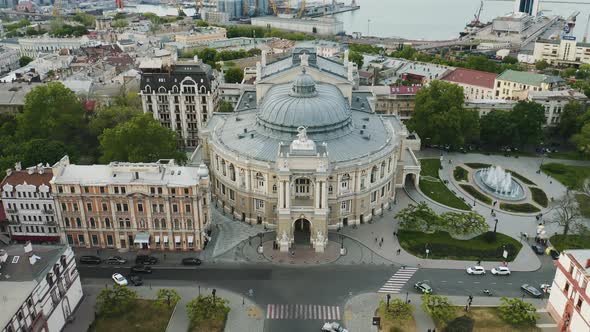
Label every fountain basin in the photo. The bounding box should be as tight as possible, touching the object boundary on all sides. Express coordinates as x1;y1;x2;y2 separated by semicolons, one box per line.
473;166;525;201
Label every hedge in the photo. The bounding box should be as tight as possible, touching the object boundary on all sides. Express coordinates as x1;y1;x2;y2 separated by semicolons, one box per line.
453;166;469;182
459;184;492;205
530;187;548;207
464;163;491;169
507;170;535;186
499;202;540;213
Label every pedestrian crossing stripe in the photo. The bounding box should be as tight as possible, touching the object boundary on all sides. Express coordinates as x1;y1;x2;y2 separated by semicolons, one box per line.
378;267;419;294
266;304;340;320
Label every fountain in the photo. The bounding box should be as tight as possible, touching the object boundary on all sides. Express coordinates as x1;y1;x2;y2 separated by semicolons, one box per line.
473;165;525;201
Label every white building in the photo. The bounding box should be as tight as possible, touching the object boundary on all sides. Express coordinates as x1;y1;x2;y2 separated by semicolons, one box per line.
547;250;590;332
533;37;590;66
251;16;344;35
440;68;497;100
0;244;83;332
528;89;588;125
297;40;343;58
18;36;92;58
0;47;19;74
1;163;60;245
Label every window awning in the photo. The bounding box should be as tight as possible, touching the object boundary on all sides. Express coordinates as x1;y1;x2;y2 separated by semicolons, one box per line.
134;232;150;244
163;236;169;243
155;235;160;243
174;235;181;243
187;236;194;243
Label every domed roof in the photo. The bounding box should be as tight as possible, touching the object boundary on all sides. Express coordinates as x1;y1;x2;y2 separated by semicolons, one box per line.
257;71;352;135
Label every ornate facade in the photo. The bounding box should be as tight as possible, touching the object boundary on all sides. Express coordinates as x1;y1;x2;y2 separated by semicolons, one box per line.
199;48;421;252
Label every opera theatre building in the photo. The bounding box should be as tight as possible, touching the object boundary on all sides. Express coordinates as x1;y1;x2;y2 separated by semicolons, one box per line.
199;47;421;252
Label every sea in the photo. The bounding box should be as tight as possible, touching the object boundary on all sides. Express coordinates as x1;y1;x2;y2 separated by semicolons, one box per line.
129;0;590;41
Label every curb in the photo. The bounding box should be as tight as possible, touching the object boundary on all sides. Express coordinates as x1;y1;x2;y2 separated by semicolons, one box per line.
333;232;398;266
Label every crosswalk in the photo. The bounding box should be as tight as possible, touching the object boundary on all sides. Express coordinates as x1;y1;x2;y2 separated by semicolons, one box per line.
266;304;340;320
378;267;419;294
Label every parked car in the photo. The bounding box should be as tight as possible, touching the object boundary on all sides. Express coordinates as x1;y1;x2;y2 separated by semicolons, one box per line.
466;266;486;275
491;266;511;276
521;284;542;298
131;265;152;274
531;245;545;255
79;255;101;264
128;274;143;286
414;281;433;294
112;273;128;286
540;283;552;294
549;249;560;260
135;255;158;265
181;257;202;266
106;256;127;265
321;321;348;332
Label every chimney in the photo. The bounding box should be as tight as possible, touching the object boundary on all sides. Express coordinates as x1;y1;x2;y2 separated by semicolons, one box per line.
15;162;21;171
344;49;349;67
6;168;12;176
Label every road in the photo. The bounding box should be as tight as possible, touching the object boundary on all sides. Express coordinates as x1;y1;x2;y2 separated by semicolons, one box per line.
78;256;557;331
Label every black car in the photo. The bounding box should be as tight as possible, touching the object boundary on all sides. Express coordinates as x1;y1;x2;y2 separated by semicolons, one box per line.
79;255;101;264
105;256;127;265
521;284;542;298
181;257;202;266
135;255;158;265
531;245;545;255
128;274;143;286
131;265;152;274
549;249;560;260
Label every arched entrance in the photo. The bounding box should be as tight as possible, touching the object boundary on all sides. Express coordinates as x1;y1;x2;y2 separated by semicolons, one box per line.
293;218;311;244
404;173;418;187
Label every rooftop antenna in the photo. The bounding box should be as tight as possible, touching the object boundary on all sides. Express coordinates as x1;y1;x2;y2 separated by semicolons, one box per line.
584;13;590;43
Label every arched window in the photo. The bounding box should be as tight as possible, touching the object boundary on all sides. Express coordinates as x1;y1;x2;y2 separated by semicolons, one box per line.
158;86;166;93
380;162;386;179
76;217;81;227
161;219;166;229
341;173;351;189
370;166;378;183
118;218;124;228
154;219;159;229
256;172;264;188
64;217;70;227
174;219;180;230
172;85;179;93
104;218;110;228
221;160;226;176
145;85;152;93
272;184;277;193
229;164;236;181
89;217;95;228
187;219;192;229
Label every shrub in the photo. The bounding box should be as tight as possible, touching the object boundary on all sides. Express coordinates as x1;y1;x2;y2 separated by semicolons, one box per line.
444;315;474;332
499;202;540;213
459;184;492;204
453;166;469;182
530;187;548;207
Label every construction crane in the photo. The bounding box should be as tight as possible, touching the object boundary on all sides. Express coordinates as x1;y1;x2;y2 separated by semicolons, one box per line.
52;0;61;17
269;0;278;15
296;0;305;18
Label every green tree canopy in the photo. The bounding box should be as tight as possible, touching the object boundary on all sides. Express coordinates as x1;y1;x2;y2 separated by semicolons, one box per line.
498;297;538;325
224;67;243;84
421;294;455;324
16;82;87;148
156;289;181;309
186;294;230;326
558;100;587;139
480;111;515;148
89;105;140;137
19;56;33;67
535;60;550;71
573;122;590;156
218;100;234;113
395;202;441;232
19;139;71;167
440;211;489;236
509;100;546;147
73;12;96;27
348;50;363;68
99;114;187;164
408;80;479;147
379;298;414;321
96;285;138;317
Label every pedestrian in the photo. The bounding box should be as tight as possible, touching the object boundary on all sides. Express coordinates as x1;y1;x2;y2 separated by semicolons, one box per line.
375;237;378;243
291;251;295;257
477;260;481;265
490;209;494;215
381;237;384;243
397;248;401;255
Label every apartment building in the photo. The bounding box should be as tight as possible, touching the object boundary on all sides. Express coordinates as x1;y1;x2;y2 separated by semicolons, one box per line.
547;250;590;332
441;68;497;100
1;163;60;244
50;156;211;251
363;85;422;122
528;89;588;126
494;69;564;100
534;37;590;67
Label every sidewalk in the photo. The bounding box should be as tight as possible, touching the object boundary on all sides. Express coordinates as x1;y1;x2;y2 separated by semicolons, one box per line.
64;284;264;332
343;292;557;332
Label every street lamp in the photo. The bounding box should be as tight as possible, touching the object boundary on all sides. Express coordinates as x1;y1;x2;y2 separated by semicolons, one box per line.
493;218;499;235
212;288;217;303
386;294;391;307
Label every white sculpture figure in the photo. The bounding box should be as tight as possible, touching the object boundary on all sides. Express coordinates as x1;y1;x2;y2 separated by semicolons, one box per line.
316;230;325;244
297;126;308;142
300;52;309;67
281;231;289;243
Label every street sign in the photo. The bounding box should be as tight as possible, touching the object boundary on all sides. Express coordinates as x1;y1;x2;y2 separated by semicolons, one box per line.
503;250;508;259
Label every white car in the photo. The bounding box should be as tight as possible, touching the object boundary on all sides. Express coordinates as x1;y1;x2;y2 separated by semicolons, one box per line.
491;266;511;276
466;266;486;275
112;273;128;286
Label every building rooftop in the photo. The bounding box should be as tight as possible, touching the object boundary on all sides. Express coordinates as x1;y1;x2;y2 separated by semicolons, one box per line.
261;47;347;80
567;249;590;275
0;82;43;108
497;69;563;86
528;89;588;99
441;68;497;89
389;85;423;95
1;165;53;192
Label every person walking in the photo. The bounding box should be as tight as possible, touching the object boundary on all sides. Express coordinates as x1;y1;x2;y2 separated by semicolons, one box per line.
397;248;401;255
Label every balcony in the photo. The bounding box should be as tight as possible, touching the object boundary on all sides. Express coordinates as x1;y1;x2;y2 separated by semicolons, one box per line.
6;208;17;214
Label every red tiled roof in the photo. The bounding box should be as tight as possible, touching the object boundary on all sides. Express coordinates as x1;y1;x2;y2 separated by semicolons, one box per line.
389;85;423;95
1;169;53;192
441;68;497;89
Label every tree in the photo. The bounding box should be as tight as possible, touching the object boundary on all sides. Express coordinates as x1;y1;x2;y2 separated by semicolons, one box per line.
89;105;140;136
395;202;441;232
19;56;33;67
19;139;70;167
535;60;550;71
112;19;129;28
156;289;181;309
218;100;234;113
509;100;546;147
16;82;87;149
480;110;515;148
224;67;243;84
348;50;363;68
421;294;455;324
498;297;538;325
96;285;138;317
379;298;414;321
440;211;489;236
73;12;96;27
502;56;518;64
407;80;479;147
558;101;586;139
550;193;583;236
186;294;230;325
99;114;187;164
572;122;590;156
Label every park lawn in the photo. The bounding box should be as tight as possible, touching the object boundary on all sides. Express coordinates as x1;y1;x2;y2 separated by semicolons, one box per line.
460;184;492;205
453;166;469;182
375;306;417;332
419;159;471;210
436;307;540;332
548;151;590;161
541;163;590;190
576;194;590;218
550;234;590;252
91;299;173;332
530;187;549;208
398;230;522;262
500;202;540;214
465;162;491;169
507;170;535;186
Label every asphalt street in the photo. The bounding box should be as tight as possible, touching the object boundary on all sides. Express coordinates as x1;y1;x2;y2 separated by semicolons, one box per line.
78;255;557;332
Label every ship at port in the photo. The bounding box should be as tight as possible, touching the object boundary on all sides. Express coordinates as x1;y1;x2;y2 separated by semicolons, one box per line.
460;1;489;37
